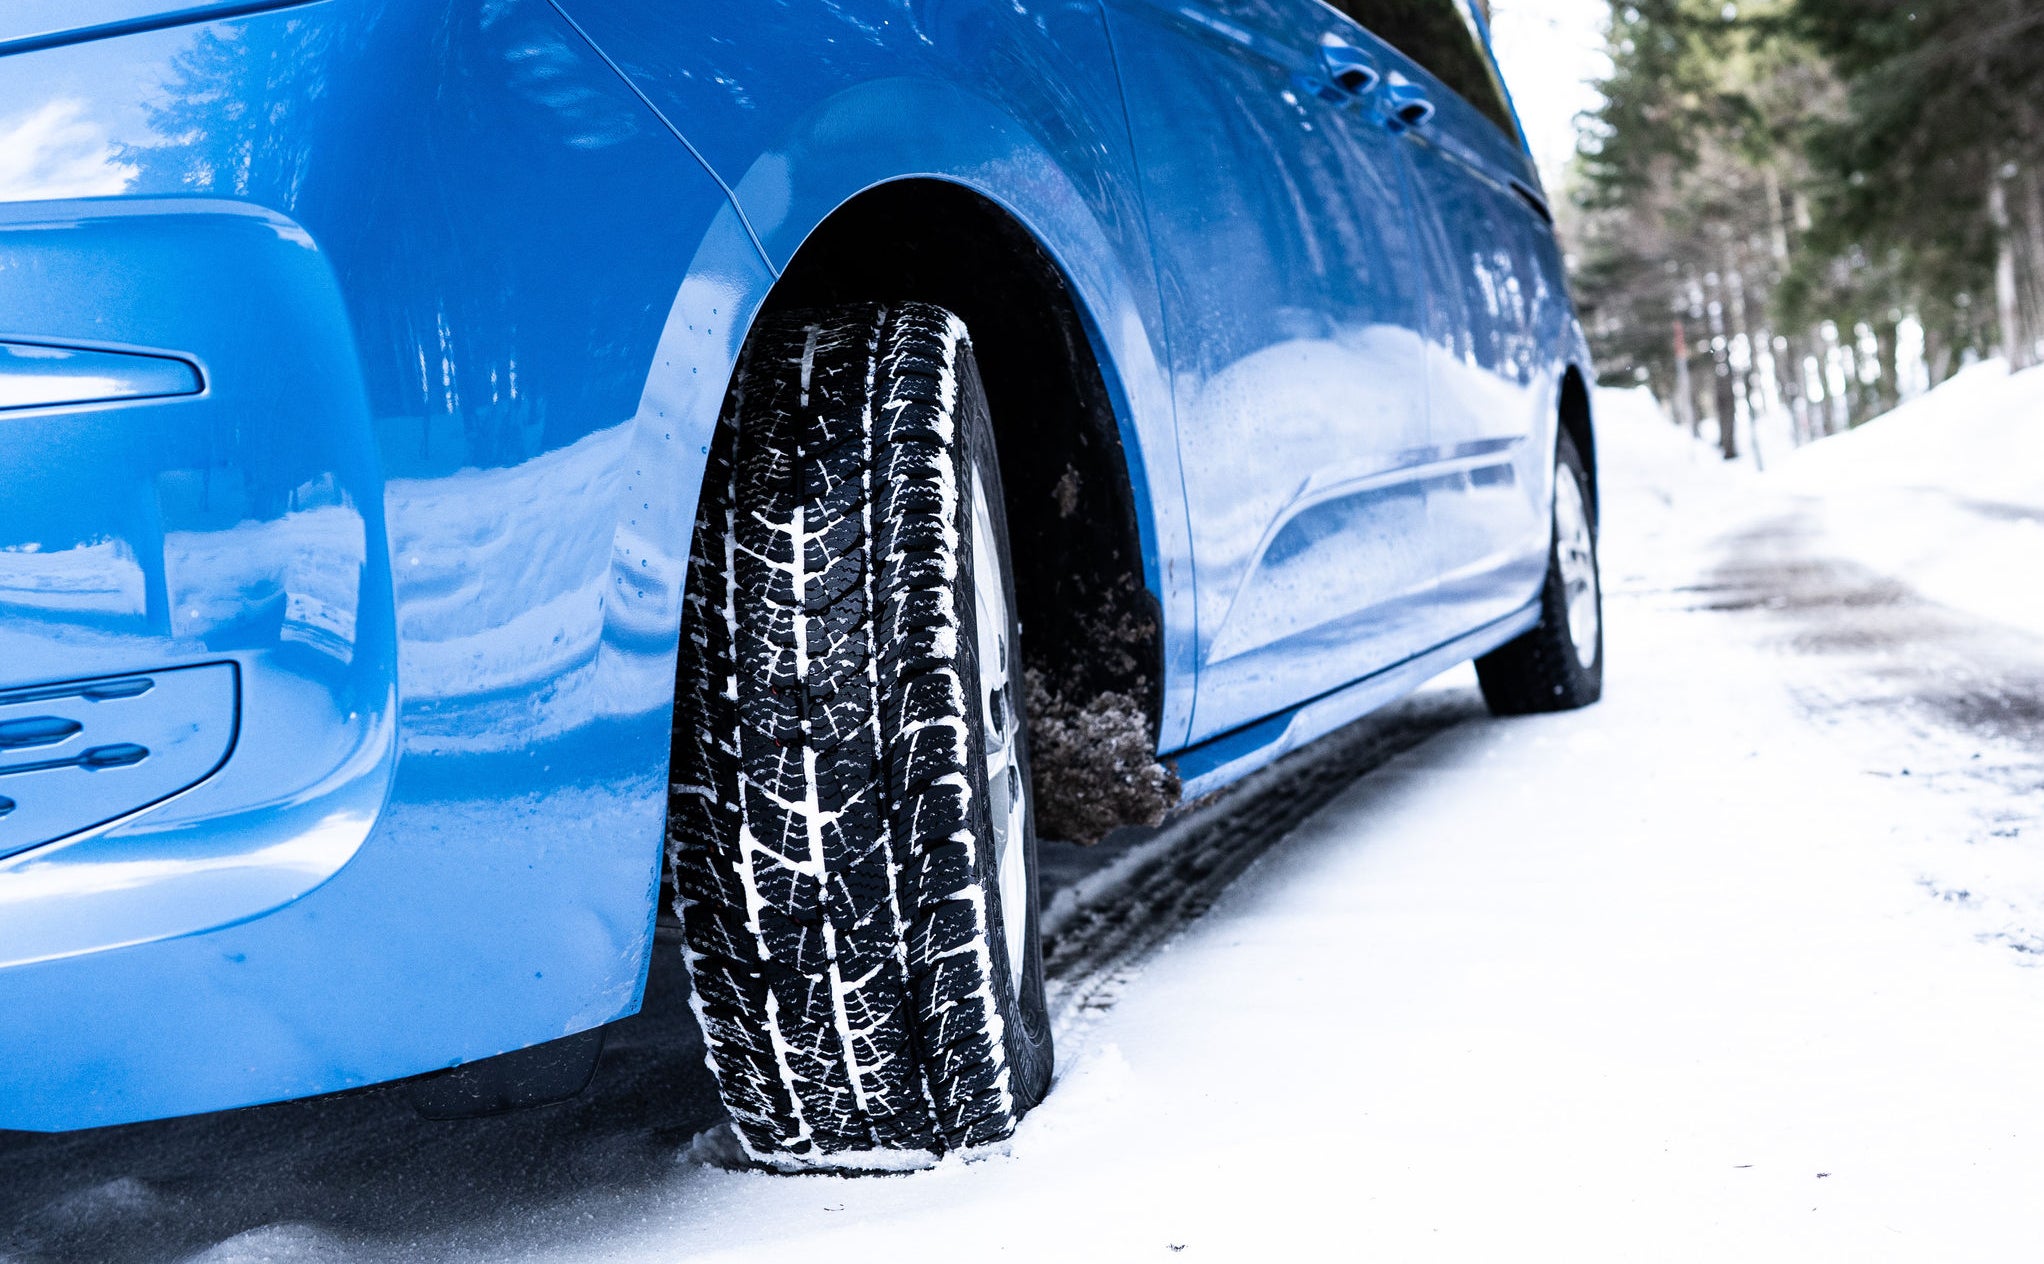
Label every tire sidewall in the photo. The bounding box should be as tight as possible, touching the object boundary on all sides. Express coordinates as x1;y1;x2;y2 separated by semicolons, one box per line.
951;343;1055;1111
1554;432;1604;692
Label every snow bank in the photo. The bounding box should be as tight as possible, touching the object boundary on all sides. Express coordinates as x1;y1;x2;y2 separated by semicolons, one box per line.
1778;360;2044;638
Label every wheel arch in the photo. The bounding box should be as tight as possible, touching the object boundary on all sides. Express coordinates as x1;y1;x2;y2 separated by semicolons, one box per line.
714;177;1179;842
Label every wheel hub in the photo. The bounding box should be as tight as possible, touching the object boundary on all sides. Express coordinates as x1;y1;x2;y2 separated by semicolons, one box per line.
1554;463;1600;669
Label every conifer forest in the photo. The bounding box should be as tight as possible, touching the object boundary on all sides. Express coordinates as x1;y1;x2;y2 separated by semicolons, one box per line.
1571;0;2044;457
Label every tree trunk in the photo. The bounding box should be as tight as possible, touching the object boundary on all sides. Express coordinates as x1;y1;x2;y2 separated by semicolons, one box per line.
1873;316;1900;417
1777;332;1811;446
1852;323;1879;426
1765;166;1794;266
1715;360;1739;461
2019;158;2044;367
2012;100;2044;364
1826;325;1852;434
1725;260;1762;470
1989;172;2035;370
1925;325;1953;390
1672;318;1697;434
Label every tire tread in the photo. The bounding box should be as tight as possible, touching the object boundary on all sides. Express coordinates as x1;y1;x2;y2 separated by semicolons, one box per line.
669;303;1026;1165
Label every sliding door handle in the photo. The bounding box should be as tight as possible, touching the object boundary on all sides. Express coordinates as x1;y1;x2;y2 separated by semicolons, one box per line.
1383;81;1436;130
1318;39;1381;96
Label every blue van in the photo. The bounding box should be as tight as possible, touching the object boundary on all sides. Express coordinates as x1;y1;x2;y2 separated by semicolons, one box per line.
0;0;1600;1166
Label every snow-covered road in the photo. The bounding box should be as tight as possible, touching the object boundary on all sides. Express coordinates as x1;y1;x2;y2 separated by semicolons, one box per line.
5;377;2043;1262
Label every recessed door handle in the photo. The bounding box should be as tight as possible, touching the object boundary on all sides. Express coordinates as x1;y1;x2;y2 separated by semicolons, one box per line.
0;341;202;412
1383;82;1436;130
1318;40;1381;96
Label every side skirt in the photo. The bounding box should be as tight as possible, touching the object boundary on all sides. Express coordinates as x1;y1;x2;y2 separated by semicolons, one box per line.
1170;600;1542;801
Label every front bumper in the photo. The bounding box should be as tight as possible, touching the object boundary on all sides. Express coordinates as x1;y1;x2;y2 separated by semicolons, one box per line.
0;0;758;1130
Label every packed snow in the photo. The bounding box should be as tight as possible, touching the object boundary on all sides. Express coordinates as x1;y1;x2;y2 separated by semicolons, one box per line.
3;367;2042;1261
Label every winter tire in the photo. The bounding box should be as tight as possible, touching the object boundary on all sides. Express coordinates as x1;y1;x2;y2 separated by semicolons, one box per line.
1474;430;1604;715
669;302;1053;1169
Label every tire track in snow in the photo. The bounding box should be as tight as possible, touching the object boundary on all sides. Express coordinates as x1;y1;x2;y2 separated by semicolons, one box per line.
1692;511;2044;958
1037;689;1488;1034
1698;513;2044;820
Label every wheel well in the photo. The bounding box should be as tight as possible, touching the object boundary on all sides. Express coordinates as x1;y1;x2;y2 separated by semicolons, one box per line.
1559;366;1597;524
750;180;1171;842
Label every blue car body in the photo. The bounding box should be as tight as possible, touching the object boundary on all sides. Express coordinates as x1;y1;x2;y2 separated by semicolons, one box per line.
0;0;1591;1131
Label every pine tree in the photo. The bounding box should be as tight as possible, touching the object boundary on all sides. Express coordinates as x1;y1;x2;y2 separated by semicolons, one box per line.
1572;0;2044;443
1788;0;2044;370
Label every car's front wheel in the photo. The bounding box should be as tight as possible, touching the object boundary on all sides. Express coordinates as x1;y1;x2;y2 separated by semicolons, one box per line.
669;302;1053;1169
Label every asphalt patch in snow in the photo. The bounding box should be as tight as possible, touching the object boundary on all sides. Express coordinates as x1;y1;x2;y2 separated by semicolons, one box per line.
1693;507;2044;963
1705;513;2044;757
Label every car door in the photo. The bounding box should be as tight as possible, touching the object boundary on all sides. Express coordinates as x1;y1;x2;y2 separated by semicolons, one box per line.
1330;0;1560;634
1101;0;1439;744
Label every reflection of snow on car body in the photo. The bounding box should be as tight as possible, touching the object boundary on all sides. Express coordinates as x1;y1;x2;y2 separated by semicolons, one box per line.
0;0;1600;1160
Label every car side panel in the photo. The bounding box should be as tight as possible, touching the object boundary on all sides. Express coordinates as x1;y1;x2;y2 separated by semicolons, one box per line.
1406;152;1560;631
1348;6;1564;631
0;0;770;1130
1162;0;1591;794
1100;0;1439;745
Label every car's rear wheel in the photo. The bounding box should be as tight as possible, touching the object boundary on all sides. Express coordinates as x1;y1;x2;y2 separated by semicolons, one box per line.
669;302;1052;1169
1474;430;1604;715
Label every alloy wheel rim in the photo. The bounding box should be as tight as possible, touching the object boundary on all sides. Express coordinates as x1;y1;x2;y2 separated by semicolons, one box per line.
969;468;1031;1001
1555;463;1600;670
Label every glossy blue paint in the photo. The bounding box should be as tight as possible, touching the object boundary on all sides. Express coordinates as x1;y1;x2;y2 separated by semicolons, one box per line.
1102;0;1439;745
1379;39;1562;637
1173;596;1541;799
0;0;1590;1131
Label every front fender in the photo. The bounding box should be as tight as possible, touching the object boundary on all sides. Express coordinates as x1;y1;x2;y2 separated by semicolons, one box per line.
0;0;772;1130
